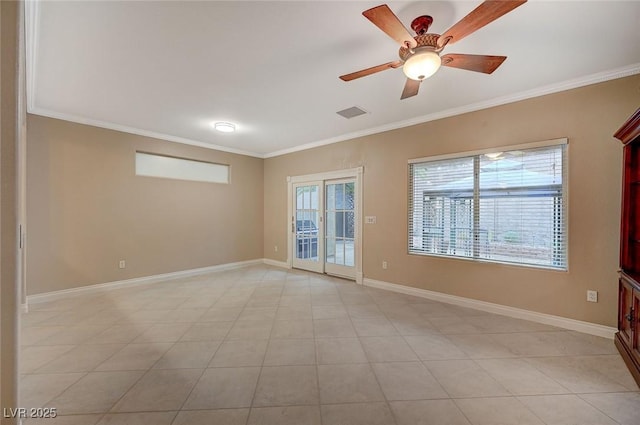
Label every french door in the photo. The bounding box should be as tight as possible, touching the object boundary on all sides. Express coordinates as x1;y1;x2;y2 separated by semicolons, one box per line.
290;176;358;280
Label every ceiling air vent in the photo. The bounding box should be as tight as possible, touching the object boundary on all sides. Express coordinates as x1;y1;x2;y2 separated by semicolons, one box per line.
336;106;368;119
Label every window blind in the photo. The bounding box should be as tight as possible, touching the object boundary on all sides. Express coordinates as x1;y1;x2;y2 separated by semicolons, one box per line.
409;142;567;270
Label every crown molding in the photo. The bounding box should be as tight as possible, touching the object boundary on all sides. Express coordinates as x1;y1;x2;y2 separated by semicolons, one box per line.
30;63;639;160
28;107;265;158
263;63;640;158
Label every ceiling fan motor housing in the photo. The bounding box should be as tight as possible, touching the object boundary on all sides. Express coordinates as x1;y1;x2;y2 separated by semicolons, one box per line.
399;33;441;62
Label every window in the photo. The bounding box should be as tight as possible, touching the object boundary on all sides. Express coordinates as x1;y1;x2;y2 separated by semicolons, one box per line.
409;140;567;270
135;152;229;184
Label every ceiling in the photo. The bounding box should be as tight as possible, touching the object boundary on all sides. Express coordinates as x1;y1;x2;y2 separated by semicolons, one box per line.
27;1;640;158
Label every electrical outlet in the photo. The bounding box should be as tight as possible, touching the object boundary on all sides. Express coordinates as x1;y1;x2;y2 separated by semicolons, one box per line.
587;290;598;303
119;260;126;269
274;245;278;252
365;216;377;224
382;261;388;269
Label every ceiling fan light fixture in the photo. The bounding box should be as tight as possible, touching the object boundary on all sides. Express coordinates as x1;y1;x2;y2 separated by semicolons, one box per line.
403;48;441;81
213;122;236;133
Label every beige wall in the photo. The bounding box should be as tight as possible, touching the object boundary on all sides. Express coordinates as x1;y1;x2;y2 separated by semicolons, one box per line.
265;75;640;327
1;0;19;422
23;75;640;325
27;115;264;295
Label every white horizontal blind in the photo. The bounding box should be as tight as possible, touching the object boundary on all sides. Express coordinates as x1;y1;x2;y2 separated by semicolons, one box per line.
135;152;229;184
409;143;567;270
409;156;475;258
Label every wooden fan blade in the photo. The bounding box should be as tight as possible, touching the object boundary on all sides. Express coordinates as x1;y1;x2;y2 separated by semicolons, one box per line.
363;4;418;48
437;1;526;48
401;78;421;99
339;61;402;81
441;54;507;74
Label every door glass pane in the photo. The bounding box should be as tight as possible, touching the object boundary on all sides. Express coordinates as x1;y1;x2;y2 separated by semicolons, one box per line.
309;186;320;212
344;239;354;266
326;211;335;237
345;211;355;238
326;237;336;264
326;184;335;211
335;184;345;209
296;187;304;209
305;186;311;209
335;238;345;265
302;187;308;209
345;182;355;209
335;211;345;237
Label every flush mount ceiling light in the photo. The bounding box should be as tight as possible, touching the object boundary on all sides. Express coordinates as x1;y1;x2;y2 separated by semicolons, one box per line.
213;122;236;133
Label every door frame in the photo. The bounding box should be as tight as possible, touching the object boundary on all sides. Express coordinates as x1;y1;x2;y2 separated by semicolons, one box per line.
286;167;363;284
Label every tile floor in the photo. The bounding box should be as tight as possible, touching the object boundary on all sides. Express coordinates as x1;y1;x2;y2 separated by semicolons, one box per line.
19;265;640;425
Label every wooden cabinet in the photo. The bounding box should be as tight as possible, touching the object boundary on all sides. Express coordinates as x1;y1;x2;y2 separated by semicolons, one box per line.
618;273;640;371
614;107;640;386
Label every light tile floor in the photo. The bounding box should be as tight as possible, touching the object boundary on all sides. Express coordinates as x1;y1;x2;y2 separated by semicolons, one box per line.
19;265;640;425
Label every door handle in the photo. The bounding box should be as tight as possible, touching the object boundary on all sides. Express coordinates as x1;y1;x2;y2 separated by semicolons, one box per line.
627;308;636;330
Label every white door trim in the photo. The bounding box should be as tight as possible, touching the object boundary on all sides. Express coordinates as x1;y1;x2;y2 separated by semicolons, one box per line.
286;167;363;284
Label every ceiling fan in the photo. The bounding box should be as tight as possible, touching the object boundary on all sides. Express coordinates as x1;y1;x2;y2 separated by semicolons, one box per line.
340;1;527;99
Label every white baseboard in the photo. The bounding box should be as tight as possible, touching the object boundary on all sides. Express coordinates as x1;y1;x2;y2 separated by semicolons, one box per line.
26;259;264;305
263;258;289;269
363;278;617;339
